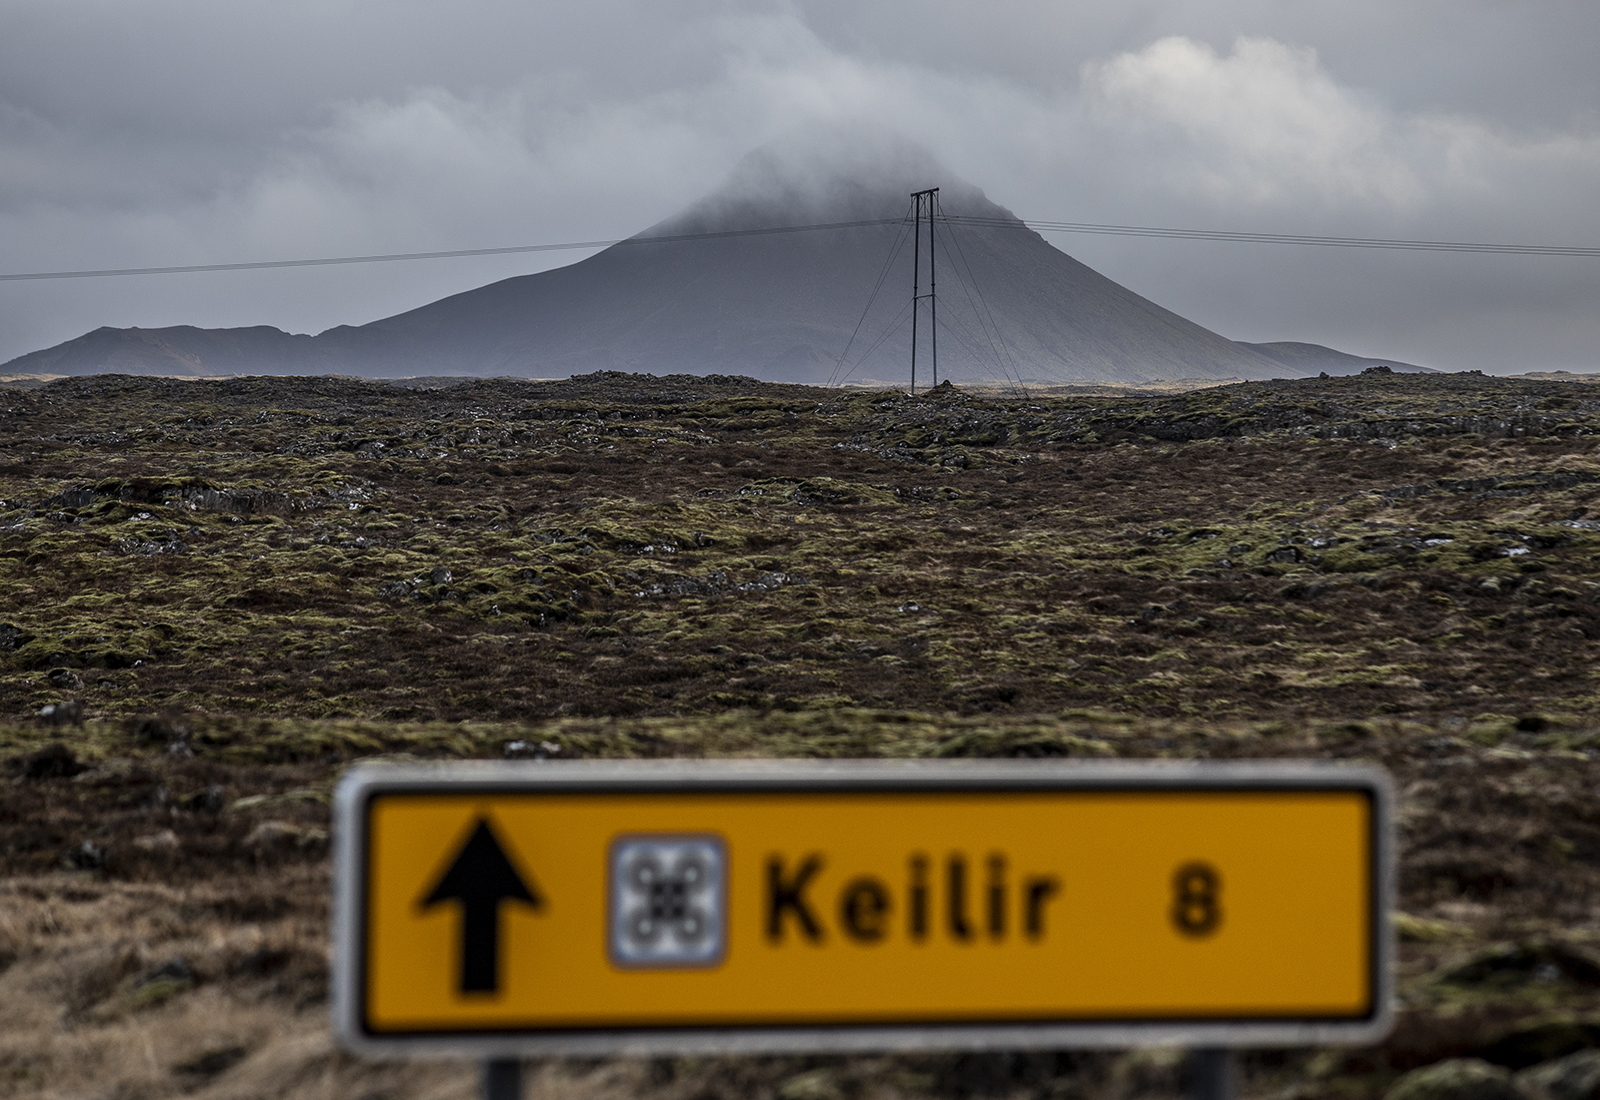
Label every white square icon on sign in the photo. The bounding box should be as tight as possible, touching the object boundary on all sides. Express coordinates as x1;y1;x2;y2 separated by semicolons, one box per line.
608;834;727;969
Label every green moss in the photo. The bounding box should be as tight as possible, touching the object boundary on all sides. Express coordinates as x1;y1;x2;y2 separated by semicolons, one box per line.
7;372;1600;726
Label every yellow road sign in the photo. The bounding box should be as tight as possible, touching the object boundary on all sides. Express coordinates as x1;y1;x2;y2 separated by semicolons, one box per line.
333;761;1391;1055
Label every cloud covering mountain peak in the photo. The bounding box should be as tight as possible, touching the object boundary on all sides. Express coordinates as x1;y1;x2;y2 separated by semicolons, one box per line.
642;126;1010;235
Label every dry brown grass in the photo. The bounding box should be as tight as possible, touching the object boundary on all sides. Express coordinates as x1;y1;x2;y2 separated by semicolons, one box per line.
5;714;1600;1099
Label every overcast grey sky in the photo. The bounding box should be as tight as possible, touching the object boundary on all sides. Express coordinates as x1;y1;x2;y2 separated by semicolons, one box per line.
3;0;1599;373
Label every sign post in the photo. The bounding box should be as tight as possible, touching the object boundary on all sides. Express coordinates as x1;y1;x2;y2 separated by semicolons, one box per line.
1189;1047;1236;1100
481;1058;519;1100
333;759;1391;1076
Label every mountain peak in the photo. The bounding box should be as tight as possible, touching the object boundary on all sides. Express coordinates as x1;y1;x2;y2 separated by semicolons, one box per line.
641;126;1013;236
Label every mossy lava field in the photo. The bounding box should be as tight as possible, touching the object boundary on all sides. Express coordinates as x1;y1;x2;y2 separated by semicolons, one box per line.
7;369;1600;726
8;369;1600;1100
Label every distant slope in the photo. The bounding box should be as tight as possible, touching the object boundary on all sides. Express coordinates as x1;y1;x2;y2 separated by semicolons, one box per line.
1241;341;1435;376
5;325;321;378
5;134;1312;385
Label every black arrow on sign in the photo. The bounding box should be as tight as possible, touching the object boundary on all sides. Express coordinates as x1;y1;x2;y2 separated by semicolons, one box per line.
418;817;543;994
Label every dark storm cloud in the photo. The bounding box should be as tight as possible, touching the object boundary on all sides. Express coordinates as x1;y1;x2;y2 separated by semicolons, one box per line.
2;0;1599;372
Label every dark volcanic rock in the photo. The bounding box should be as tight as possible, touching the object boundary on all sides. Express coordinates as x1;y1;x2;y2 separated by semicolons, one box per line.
1385;1060;1523;1100
1518;1050;1600;1100
10;741;85;779
1442;943;1600;990
1483;1022;1600;1070
39;699;85;727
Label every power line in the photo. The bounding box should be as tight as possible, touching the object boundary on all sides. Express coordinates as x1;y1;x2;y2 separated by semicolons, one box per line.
3;213;1598;284
0;217;900;282
835;300;915;387
978;216;1600;257
0;241;625;281
938;196;1027;395
828;202;915;389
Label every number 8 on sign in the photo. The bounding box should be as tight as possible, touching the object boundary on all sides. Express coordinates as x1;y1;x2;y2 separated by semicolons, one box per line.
1171;861;1222;936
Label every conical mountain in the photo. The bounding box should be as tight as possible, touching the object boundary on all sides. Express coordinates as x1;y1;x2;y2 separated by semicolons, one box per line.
4;133;1300;383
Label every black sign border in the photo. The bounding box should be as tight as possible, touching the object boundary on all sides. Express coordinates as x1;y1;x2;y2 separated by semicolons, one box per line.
333;760;1392;1056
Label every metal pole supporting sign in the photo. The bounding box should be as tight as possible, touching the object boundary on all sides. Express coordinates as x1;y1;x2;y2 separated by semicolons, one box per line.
482;1058;521;1100
1188;1047;1236;1100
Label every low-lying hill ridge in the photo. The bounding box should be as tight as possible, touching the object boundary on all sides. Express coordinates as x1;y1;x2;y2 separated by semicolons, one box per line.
1244;340;1435;376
